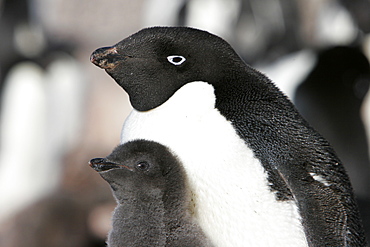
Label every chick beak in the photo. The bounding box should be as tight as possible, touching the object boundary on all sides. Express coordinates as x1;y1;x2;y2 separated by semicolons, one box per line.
89;158;132;172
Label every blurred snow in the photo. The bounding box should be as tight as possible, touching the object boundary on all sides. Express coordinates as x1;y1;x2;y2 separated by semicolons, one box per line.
257;50;316;99
0;62;49;223
186;0;241;40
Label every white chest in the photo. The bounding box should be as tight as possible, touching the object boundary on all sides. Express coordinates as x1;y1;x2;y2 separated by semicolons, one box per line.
121;82;308;247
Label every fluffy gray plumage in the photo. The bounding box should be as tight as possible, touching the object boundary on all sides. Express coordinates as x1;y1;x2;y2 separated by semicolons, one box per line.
89;140;214;247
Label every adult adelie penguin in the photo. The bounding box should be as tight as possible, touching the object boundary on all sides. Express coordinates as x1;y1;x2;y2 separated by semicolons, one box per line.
89;140;214;247
90;27;366;246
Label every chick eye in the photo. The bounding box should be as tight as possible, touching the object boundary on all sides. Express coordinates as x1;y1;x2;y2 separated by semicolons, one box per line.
167;55;186;65
136;161;150;171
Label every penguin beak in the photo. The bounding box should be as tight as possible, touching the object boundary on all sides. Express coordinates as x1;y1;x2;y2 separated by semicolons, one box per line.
90;46;130;70
89;158;132;172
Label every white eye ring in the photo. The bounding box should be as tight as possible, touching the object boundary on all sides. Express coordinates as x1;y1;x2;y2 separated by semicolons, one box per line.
167;55;186;65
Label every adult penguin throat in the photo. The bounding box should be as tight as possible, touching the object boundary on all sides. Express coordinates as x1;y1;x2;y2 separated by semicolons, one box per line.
90;43;184;111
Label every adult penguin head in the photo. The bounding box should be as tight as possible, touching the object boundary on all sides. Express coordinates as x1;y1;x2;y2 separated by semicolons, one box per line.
90;27;244;111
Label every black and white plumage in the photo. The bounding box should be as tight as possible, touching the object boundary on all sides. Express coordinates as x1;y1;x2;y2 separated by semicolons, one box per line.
89;140;214;247
91;27;366;246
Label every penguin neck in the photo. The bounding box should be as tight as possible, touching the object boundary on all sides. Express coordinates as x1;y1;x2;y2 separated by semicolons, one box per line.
114;188;165;208
211;63;284;104
162;183;191;231
109;193;167;246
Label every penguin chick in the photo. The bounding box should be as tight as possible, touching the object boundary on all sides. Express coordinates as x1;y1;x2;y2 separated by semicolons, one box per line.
89;140;214;247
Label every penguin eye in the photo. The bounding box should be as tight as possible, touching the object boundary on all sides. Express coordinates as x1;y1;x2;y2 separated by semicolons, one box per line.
167;55;186;66
136;161;150;171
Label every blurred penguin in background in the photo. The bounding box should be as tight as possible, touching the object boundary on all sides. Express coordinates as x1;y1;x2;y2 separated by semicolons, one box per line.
0;0;86;235
294;45;370;241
